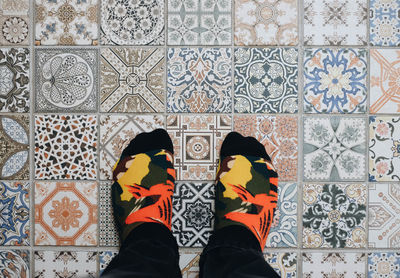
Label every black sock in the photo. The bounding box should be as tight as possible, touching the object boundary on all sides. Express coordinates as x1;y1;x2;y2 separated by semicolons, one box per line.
220;131;270;160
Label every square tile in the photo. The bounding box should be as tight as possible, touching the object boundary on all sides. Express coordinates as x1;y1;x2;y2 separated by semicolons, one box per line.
263;253;297;277
303;48;367;113
168;0;231;45
34;115;97;180
167;115;232;180
179;250;201;277
234;115;298;181
100;251;118;275
304;0;367;45
35;0;98;45
0;250;29;277
369;116;400;181
303;117;366;181
101;47;165;112
0;0;29;45
99;182;119;246
234;48;298;113
34;49;98;112
370;0;400;46
368;253;400;277
234;0;298;46
0;48;30;112
34;181;98;246
167;48;232;113
368;184;400;248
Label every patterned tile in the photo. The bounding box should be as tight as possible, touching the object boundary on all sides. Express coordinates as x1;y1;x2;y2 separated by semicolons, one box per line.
34;115;97;180
0;250;29;277
34;48;98;112
234;47;298;113
0;115;29;180
234;0;298;46
369;116;400;182
368;253;400;277
303;48;367;114
100;47;165;112
303;117;366;181
370;0;400;46
263;253;297;278
304;0;367;45
167;48;232;113
168;0;231;45
234;115;298;181
100;251;118;275
99;182;119;246
0;0;29;45
167;115;232;180
99;115;165;180
369;184;400;248
35;0;98;45
179;250;200;277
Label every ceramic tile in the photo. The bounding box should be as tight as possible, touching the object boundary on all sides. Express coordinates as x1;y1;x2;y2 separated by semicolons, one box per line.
99;115;165;180
34;115;97;180
369;116;400;182
369;184;400;248
370;0;400;46
100;251;118;275
368;252;400;277
263;253;297;278
234;0;298;46
234;47;298;113
0;115;29;180
168;0;231;45
234;115;298;181
167;115;232;180
99;182;119;246
34;48;98;112
0;0;29;45
179;250;201;277
100;47;165;112
303;117;366;181
167;48;232;113
304;0;367;45
0;250;29;277
303;48;367;114
35;0;98;45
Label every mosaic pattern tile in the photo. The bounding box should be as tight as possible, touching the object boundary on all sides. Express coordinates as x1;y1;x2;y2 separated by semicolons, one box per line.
368;252;400;277
168;0;231;45
303;48;367;114
0;0;29;45
100;182;119;246
167;115;232;180
304;0;367;45
34;48;98;112
370;0;400;46
234;0;298;46
35;0;98;45
101;47;165;112
369;116;400;182
0;250;29;277
303;117;366;181
179;250;201;277
167;48;232;113
34;115;97;180
234;48;298;113
100;251;118;275
263;253;297;278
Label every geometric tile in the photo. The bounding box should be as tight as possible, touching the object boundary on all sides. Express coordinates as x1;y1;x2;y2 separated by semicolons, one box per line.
234;48;298;113
100;251;118;275
304;48;368;114
0;182;29;245
34;49;98;112
34;0;98;45
34;115;97;180
370;0;400;46
100;47;165;112
263;253;297;278
303;184;367;248
179;250;201;277
368;184;400;248
34;182;98;246
0;250;29;277
303;117;366;181
99;182;119;247
369;116;400;182
167;48;232;113
0;0;29;45
368;253;400;277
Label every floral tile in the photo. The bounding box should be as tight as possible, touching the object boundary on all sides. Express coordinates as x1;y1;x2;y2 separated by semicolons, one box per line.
370;0;400;46
0;0;29;45
35;0;98;45
100;47;165;112
168;0;231;45
263;253;297;277
100;251;118;275
0;250;29;277
303;183;367;248
34;182;98;246
234;0;298;46
368;253;400;277
0;48;29;112
369;116;400;182
166;115;232;180
234;48;298;113
304;0;367;45
234;115;298;181
34;115;97;180
179;250;201;278
303;48;367;113
99;115;165;180
0;115;29;180
0;182;29;245
369;184;400;248
303;117;366;181
34;48;98;112
101;0;164;45
167;48;232;113
99;182;119;246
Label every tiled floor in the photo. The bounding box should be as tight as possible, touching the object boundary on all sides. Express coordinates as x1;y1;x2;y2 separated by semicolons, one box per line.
0;0;400;277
